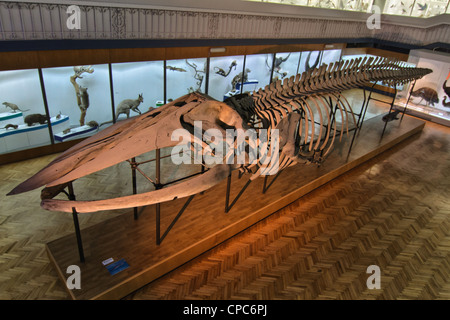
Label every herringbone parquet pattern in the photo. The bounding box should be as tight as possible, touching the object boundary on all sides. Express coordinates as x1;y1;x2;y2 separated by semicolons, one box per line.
1;91;449;299
124;119;450;300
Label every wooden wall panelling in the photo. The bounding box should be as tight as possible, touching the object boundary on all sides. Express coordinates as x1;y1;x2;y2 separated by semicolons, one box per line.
0;43;351;72
165;46;211;60
36;49;111;69
341;47;368;57
366;48;409;62
109;47;166;64
0;50;40;71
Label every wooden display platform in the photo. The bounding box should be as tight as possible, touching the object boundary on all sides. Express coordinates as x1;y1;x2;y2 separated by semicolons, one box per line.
46;114;425;300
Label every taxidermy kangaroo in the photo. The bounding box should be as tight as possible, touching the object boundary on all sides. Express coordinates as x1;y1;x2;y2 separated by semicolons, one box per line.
2;102;30;113
116;94;144;119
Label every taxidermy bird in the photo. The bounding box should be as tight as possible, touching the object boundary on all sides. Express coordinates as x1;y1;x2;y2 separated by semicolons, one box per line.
417;3;427;11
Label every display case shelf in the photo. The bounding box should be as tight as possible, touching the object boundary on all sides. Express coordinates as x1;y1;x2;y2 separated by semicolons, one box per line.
0;115;69;154
0;111;23;127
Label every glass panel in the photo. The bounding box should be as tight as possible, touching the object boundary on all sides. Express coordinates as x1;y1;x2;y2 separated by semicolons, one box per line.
384;0;415;15
111;60;164;119
320;49;342;66
272;52;301;82
245;0;449;17
298;51;322;74
208;55;245;101
0;69;50;154
396;51;450;123
166;58;207;102
42;64;112;143
243;53;272;93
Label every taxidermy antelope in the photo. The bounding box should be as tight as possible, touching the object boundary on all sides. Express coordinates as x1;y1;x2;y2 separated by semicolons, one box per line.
8;57;431;214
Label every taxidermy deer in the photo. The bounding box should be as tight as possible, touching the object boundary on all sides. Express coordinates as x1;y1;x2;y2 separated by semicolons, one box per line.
8;57;432;214
115;94;144;119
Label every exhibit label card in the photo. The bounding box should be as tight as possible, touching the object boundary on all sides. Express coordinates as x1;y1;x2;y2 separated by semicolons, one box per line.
105;258;129;275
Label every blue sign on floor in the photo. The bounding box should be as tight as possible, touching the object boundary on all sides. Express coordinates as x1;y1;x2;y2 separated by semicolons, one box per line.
105;258;129;275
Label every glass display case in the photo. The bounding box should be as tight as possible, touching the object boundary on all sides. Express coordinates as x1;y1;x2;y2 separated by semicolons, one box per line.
395;49;450;126
410;0;448;18
208;55;245;101
0;46;350;156
298;51;322;74
246;0;449;17
42;64;112;143
0;68;52;154
241;53;272;93
112;60;164;117
321;49;342;66
272;52;301;83
166;58;207;101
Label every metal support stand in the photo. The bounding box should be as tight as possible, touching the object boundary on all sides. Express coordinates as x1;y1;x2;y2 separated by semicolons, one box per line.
152;149;197;245
130;157;139;220
262;171;282;194
126;149;204;245
67;182;85;263
225;172;252;213
157;194;195;245
347;84;376;156
155;149;162;245
380;84;398;139
400;79;416;121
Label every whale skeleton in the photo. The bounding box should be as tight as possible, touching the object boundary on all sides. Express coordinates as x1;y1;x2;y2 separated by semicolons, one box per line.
8;57;432;214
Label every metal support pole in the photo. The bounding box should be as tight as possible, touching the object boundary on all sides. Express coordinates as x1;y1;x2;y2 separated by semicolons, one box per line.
131;157;138;220
380;84;398;139
262;171;282;194
269;52;276;84
359;82;377;131
109;63;116;124
239;55;247;93
155;149;161;245
71;207;85;263
225;173;232;213
159;194;195;244
401;79;416;121
68;183;85;263
38;68;55;145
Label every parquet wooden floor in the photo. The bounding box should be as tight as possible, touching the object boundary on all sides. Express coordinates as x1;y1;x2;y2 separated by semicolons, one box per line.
1;90;450;300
